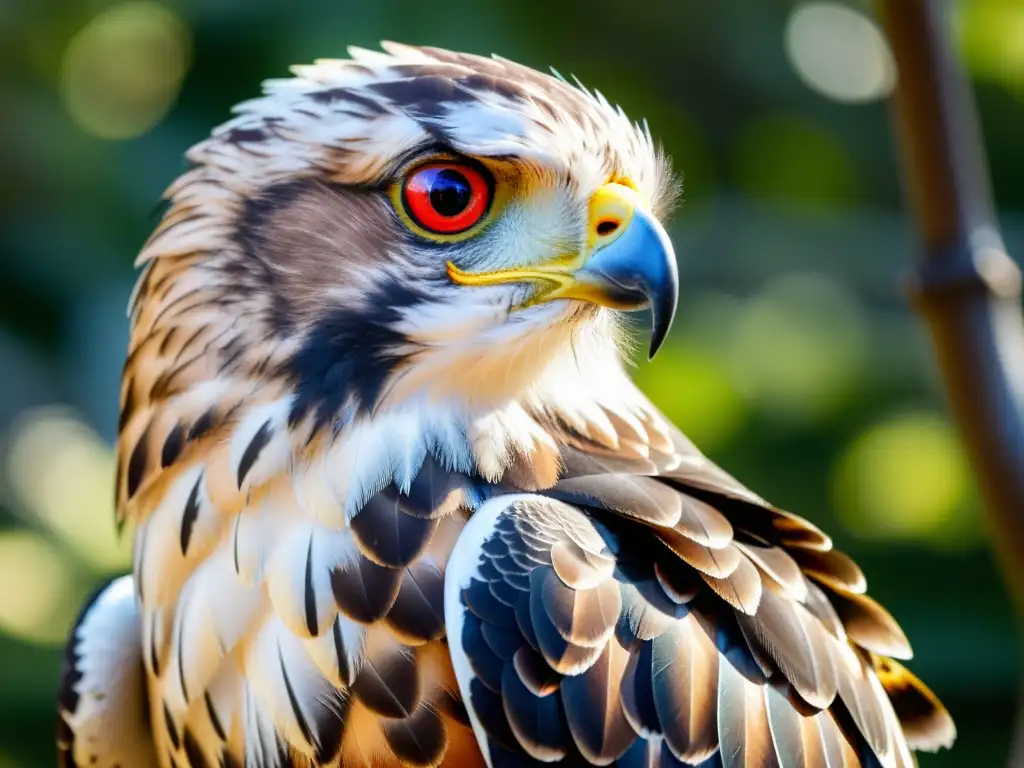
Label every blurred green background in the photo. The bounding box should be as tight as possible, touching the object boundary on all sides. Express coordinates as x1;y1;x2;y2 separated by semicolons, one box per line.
0;0;1021;765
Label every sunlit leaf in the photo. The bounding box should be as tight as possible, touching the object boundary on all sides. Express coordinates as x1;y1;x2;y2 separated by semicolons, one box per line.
60;1;192;140
5;407;130;572
0;531;77;646
832;410;981;548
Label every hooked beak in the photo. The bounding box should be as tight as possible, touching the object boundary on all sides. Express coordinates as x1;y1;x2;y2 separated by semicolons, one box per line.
446;182;679;359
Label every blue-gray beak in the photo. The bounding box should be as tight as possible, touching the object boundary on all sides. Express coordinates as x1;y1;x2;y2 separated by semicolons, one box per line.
574;205;679;359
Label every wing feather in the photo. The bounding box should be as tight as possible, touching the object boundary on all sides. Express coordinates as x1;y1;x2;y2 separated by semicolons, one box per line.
717;658;779;768
651;614;719;763
445;485;936;768
530;387;949;763
870;655;956;751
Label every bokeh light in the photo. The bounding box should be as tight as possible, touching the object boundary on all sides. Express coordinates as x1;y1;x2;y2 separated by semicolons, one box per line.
728;274;868;426
60;1;191;140
0;531;75;646
832;410;979;547
4;407;130;572
785;2;896;104
956;0;1024;94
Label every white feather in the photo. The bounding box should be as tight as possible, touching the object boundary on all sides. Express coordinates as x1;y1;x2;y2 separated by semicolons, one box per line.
62;577;159;768
244;616;339;759
199;659;244;750
322;404;476;519
264;522;357;638
445;493;538;768
135;463;213;605
304;613;367;688
242;679;284;768
229;396;294;493
167;549;263;716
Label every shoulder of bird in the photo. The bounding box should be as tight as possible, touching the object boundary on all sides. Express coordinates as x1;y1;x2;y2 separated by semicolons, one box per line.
57;42;955;768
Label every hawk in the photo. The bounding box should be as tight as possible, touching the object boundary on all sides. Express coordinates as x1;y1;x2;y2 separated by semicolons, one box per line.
57;43;955;768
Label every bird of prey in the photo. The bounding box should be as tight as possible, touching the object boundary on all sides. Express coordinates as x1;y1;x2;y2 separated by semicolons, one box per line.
57;43;955;768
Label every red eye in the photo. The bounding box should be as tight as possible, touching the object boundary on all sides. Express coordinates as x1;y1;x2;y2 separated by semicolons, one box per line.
402;162;492;235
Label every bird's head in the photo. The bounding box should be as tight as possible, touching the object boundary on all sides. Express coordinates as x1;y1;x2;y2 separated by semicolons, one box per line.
133;43;679;439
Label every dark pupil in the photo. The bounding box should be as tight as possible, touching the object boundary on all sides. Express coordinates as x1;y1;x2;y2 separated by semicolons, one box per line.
429;169;471;217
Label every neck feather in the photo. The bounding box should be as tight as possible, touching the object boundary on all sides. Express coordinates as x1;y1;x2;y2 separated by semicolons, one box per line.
319;334;637;517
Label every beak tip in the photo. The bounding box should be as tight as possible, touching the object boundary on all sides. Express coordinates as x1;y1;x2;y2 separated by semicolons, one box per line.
646;303;675;360
647;258;678;361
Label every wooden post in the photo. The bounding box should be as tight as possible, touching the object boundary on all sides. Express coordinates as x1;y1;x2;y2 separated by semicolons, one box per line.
876;0;1024;763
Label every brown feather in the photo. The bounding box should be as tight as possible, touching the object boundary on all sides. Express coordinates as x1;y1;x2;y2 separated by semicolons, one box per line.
717;659;780;768
832;643;894;765
512;646;562;697
656;531;742;578
539;567;621;649
871;655;956;751
790;547;867;595
550;539;616;591
736;542;807;603
675;496;734;548
764;683;806;766
651;613;720;763
736;586;833;711
827;589;913;661
701;552;763;616
559;637;636;763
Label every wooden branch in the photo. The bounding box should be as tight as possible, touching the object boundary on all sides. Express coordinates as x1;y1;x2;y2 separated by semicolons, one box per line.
877;4;1023;761
877;0;1024;610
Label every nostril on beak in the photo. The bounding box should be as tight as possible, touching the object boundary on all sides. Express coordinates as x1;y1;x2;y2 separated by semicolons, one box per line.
596;219;620;237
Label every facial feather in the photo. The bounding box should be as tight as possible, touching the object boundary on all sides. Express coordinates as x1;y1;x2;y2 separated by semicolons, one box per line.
132;44;672;417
